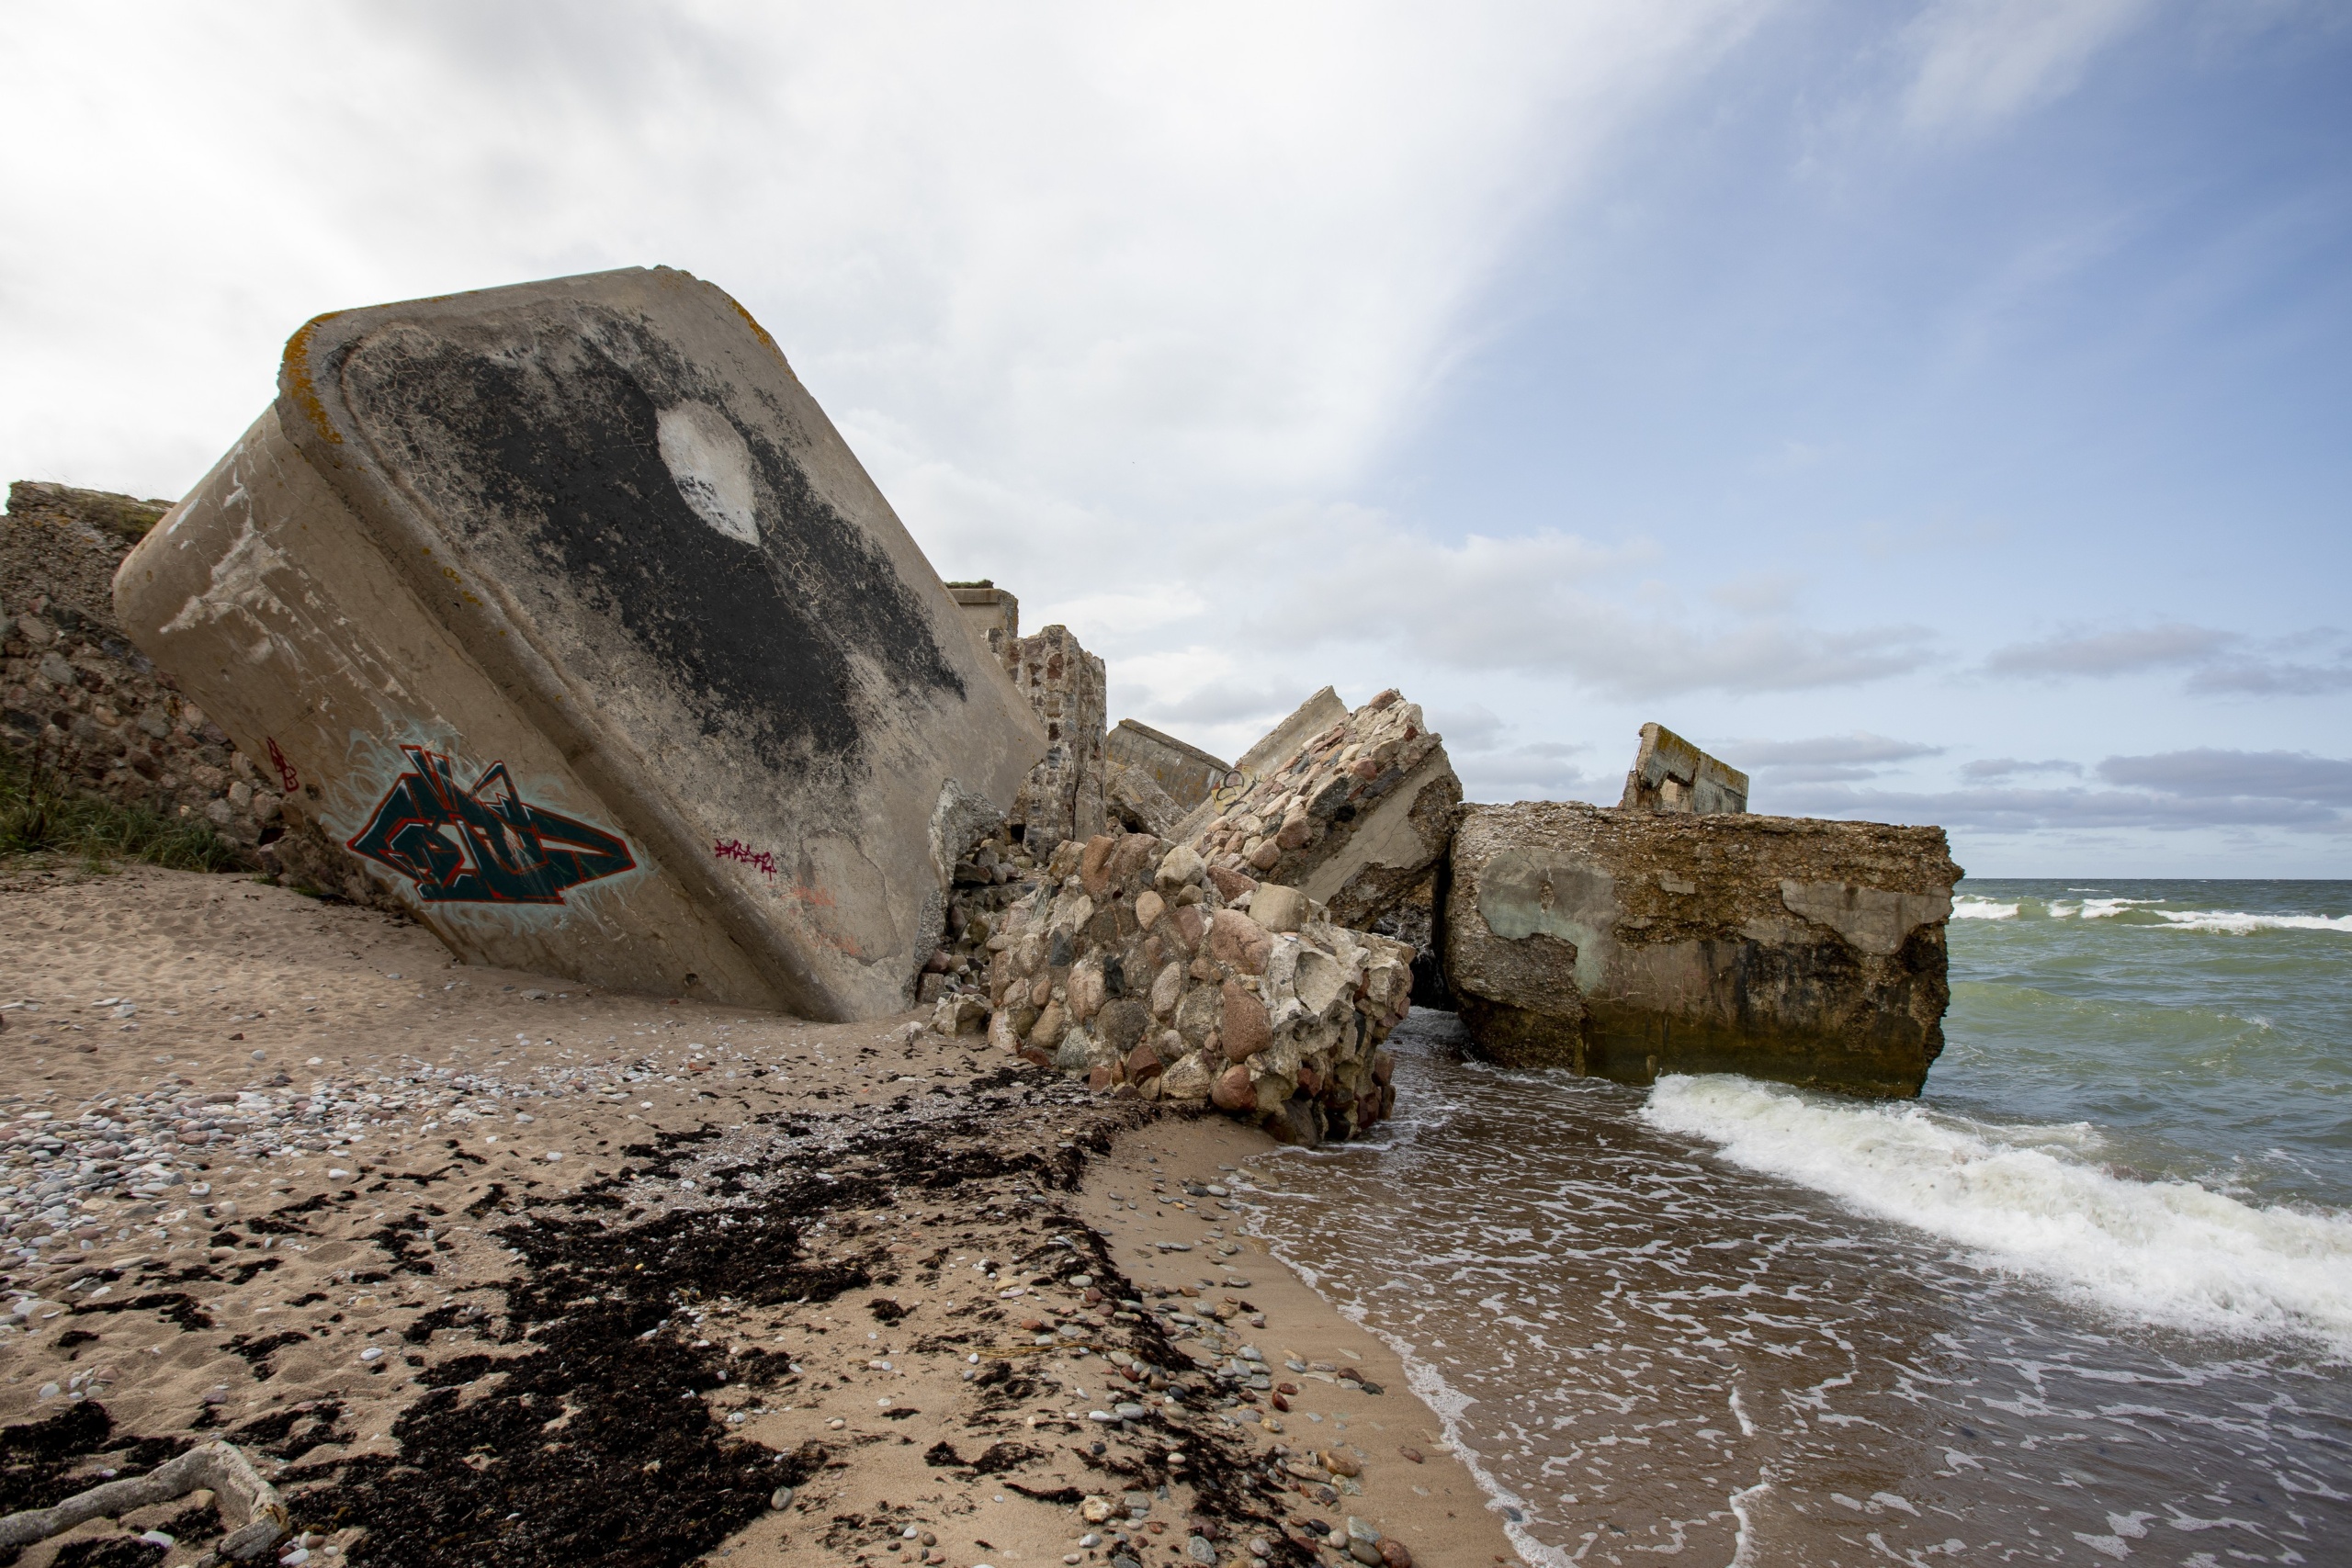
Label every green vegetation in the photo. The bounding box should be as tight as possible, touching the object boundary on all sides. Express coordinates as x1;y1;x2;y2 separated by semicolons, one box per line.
0;745;244;873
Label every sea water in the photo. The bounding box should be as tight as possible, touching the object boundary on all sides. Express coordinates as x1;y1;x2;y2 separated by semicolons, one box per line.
1238;880;2352;1565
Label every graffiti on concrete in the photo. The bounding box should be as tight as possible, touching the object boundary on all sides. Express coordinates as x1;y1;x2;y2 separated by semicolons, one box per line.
714;837;779;879
346;744;636;905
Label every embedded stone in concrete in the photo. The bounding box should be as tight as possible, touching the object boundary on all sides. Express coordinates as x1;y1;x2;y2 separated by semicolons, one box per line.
1107;718;1234;814
1442;801;1960;1097
1619;722;1748;814
113;265;1046;1018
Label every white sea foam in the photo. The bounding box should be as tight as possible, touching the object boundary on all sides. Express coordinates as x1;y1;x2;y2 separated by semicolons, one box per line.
1951;896;2018;919
2148;908;2352;935
1644;1075;2352;1352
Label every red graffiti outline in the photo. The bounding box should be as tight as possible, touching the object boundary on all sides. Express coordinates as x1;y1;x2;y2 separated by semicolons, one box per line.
265;737;299;794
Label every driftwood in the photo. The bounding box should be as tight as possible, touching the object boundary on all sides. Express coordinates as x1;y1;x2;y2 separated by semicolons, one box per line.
0;1438;288;1563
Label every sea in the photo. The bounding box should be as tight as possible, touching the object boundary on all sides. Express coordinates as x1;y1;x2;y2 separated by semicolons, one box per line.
1236;881;2352;1566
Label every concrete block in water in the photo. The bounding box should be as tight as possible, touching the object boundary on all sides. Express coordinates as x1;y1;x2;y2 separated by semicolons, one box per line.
1443;801;1959;1096
114;266;1046;1018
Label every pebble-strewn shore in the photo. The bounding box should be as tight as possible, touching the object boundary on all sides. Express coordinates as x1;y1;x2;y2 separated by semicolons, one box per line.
0;867;1514;1568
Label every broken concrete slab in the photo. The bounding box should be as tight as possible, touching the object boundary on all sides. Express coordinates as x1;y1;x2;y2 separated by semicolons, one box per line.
1442;801;1959;1097
1235;685;1349;782
1189;688;1460;935
114;266;1046;1018
1620;722;1748;814
1107;718;1234;815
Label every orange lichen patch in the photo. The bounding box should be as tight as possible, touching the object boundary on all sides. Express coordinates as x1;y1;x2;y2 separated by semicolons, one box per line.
277;311;348;445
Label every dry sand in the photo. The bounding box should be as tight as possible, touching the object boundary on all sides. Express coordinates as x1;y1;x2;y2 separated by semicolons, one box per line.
0;866;1515;1568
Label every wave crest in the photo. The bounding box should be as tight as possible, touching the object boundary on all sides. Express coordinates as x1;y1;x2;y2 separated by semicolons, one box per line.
1643;1075;2352;1353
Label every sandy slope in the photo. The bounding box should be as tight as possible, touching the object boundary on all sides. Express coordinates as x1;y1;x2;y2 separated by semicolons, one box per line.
0;867;1513;1568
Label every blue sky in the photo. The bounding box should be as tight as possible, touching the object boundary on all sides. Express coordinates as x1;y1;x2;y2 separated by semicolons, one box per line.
3;1;2346;874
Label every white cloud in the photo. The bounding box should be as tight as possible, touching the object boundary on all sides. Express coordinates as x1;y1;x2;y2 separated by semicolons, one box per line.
1903;0;2159;133
0;1;1761;507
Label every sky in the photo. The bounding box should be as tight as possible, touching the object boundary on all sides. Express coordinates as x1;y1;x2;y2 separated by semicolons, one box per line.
3;0;2347;876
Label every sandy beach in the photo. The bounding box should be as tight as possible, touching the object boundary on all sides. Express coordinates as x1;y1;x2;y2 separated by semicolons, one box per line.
0;865;1515;1568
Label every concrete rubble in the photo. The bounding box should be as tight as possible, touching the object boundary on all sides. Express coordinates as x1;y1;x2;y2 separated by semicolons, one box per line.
994;623;1107;851
971;830;1416;1145
1442;799;1959;1096
13;263;1965;1115
110;266;1046;1021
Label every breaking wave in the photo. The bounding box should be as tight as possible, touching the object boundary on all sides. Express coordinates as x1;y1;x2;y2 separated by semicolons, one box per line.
1949;893;2352;933
1643;1075;2352;1353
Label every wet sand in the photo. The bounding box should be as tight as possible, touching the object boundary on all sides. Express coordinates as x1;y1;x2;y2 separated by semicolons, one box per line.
0;866;1514;1568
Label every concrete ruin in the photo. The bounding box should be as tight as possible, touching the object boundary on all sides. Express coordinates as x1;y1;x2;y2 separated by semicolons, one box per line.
1442;801;1959;1097
977;831;1416;1145
945;580;1020;667
1107;718;1234;815
112;266;1046;1019
1620;722;1749;814
995;623;1107;852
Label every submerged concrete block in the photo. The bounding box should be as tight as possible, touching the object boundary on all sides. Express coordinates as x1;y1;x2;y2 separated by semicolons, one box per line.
1443;801;1959;1097
1620;722;1748;814
114;266;1046;1018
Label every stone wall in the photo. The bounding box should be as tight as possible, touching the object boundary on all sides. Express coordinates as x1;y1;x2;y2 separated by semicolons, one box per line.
2;482;286;863
1443;801;1959;1097
998;624;1107;853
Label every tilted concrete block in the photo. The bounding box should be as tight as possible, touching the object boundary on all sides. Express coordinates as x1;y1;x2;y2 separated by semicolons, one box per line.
1443;801;1959;1097
114;266;1046;1018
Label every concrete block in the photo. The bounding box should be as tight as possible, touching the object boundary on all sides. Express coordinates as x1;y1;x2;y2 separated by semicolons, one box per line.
113;266;1046;1018
1106;718;1233;814
1619;722;1748;814
1443;801;1959;1096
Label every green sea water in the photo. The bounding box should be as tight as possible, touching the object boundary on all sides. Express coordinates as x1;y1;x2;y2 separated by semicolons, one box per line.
1940;880;2352;1208
1233;878;2352;1565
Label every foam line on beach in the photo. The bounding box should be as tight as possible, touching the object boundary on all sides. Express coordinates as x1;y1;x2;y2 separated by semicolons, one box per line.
1643;1075;2352;1355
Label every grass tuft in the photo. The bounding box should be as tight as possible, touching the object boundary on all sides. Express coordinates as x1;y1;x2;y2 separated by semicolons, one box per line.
0;744;245;873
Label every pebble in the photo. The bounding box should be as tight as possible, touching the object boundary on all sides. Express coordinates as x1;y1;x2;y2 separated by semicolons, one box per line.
770;1486;796;1510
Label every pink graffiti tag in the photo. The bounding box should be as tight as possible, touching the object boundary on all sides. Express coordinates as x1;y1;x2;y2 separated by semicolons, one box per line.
714;838;778;879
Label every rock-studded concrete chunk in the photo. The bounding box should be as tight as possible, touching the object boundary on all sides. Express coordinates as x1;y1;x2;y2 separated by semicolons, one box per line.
1444;801;1960;1097
979;832;1414;1145
113;266;1047;1018
1187;688;1461;951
